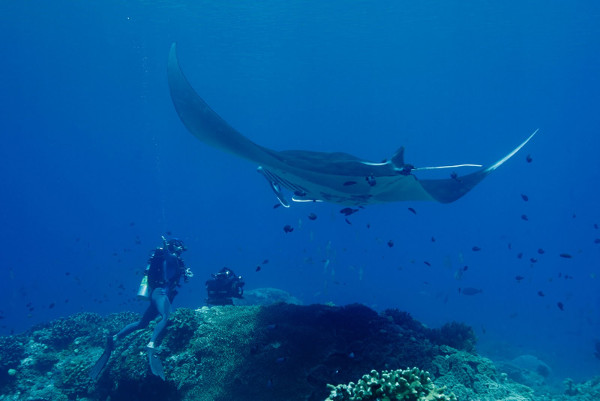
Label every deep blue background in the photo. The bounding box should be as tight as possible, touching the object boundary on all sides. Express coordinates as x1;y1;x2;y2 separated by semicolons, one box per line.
1;0;599;382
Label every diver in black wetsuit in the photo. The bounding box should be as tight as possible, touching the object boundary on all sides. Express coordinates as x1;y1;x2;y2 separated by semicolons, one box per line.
90;237;193;381
205;267;244;306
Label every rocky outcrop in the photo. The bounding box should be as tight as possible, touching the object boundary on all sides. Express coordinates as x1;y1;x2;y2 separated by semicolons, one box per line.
0;303;593;401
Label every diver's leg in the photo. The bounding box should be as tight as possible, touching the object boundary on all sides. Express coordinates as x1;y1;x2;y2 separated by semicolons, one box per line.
148;289;171;347
115;302;158;341
90;305;155;380
147;288;170;380
90;302;157;380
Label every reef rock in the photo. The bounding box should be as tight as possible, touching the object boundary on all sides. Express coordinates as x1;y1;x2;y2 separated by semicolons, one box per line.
0;303;593;401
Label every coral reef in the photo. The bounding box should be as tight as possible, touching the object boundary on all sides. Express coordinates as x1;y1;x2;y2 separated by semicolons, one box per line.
427;321;477;353
0;303;596;401
557;376;600;400
431;345;535;401
325;367;456;401
496;354;552;388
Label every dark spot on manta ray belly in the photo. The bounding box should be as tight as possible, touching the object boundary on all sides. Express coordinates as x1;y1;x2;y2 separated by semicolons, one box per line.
365;175;376;186
343;181;357;186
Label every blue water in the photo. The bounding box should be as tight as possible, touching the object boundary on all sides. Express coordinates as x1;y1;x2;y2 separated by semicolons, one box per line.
2;0;599;383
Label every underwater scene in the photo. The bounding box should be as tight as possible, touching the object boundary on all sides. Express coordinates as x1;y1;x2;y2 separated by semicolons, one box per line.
1;1;599;400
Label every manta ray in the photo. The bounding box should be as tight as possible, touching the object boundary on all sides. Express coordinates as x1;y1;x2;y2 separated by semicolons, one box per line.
167;43;538;207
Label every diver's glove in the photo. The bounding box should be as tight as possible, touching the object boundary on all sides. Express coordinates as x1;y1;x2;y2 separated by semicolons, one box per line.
184;268;194;282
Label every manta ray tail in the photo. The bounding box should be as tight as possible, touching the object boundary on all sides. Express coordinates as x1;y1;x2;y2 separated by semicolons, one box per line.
419;129;539;203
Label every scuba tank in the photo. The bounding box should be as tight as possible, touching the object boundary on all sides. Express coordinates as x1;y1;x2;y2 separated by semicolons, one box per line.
137;264;151;300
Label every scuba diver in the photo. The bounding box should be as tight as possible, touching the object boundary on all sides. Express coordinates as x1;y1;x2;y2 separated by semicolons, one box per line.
205;267;244;306
90;236;193;381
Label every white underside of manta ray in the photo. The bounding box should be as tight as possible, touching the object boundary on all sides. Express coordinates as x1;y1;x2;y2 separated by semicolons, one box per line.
167;43;538;207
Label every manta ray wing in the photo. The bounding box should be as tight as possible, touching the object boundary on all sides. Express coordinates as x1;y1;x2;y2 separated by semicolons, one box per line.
167;43;537;206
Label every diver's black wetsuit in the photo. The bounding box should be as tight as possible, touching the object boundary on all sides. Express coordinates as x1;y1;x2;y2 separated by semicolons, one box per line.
90;239;191;381
116;248;185;345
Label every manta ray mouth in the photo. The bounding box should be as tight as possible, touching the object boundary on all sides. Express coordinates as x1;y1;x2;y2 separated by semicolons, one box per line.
257;166;313;207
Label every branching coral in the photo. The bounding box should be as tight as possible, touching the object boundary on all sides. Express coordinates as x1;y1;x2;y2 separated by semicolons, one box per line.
325;367;456;401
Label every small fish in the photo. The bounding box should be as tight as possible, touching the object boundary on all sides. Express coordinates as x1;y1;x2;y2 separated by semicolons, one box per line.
340;207;358;216
423;261;431;267
515;275;525;282
517;252;523;259
255;266;261;272
521;194;529;201
526;154;533;163
408;207;417;215
460;287;483;295
595;239;600;244
366;223;370;229
530;257;538;263
273;204;281;209
365;175;376;187
538;248;545;254
537;291;545;297
521;214;529;221
344;218;352;225
49;303;55;309
387;240;394;248
262;259;269;264
343;181;357;186
307;213;317;221
559;253;572;259
283;225;294;233
557;302;564;311
472;246;481;252
431;236;436;242
463;265;468;271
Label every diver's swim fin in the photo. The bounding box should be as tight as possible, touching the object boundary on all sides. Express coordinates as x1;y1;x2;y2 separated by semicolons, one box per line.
148;348;165;380
89;337;114;380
